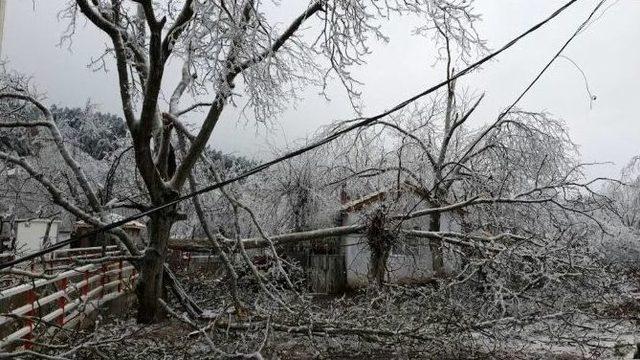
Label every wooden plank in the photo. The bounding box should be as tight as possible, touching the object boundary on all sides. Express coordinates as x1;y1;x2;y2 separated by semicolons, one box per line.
308;254;347;294
53;246;120;257
0;264;96;300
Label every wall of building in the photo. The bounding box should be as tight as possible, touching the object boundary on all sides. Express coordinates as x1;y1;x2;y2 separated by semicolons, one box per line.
15;220;60;255
342;213;460;288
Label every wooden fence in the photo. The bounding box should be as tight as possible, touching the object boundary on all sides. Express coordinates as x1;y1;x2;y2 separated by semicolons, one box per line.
42;246;124;273
308;254;347;294
0;247;136;350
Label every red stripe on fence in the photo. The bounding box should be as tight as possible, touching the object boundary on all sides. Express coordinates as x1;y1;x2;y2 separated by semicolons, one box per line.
24;288;36;349
56;278;68;326
82;270;89;297
118;260;123;292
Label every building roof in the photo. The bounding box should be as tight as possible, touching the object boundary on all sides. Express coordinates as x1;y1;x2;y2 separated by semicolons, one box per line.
341;182;429;213
16;219;62;224
74;213;146;230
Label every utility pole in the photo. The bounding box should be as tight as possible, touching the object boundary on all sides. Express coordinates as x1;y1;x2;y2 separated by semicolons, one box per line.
0;0;6;58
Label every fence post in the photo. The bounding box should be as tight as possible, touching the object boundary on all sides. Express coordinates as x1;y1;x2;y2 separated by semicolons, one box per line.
100;262;106;299
118;259;123;292
131;267;137;286
56;278;68;326
24;287;36;349
82;270;89;298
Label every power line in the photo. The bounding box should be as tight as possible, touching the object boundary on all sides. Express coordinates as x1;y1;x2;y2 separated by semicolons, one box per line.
0;0;580;271
391;0;607;234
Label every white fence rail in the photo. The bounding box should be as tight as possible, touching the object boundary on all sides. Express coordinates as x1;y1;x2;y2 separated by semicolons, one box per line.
42;245;125;273
0;247;137;350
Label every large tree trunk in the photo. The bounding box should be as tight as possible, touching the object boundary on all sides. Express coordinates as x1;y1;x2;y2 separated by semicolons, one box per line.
366;210;392;288
368;247;390;287
136;207;175;323
429;212;444;274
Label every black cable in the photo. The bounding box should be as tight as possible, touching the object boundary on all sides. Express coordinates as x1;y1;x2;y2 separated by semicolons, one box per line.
0;0;579;271
390;0;607;234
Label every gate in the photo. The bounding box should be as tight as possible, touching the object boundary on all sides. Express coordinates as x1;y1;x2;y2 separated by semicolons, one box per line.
308;253;346;294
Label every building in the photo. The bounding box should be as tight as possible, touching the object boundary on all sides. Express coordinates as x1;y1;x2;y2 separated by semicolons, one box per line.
0;217;61;256
307;183;461;292
72;214;146;249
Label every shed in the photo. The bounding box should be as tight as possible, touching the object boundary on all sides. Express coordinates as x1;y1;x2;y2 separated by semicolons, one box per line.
308;183;461;292
72;214;146;248
14;219;61;255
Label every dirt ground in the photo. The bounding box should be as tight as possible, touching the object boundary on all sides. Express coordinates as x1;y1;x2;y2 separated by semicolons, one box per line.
51;295;638;360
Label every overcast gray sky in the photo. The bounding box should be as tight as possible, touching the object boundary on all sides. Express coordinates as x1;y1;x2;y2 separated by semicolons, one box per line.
2;1;639;179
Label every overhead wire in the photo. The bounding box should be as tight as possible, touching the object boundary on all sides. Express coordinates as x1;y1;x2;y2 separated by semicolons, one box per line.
390;0;608;235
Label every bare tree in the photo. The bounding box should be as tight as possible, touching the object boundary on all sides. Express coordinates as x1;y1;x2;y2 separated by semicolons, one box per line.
0;68;206;322
46;0;486;322
4;1;638;356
